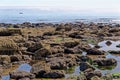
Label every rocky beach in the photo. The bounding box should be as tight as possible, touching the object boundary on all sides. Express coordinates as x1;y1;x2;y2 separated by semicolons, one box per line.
0;22;119;80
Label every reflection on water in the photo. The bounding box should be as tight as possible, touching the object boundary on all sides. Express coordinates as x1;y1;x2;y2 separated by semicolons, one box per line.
98;40;120;51
95;40;120;75
17;63;32;72
2;63;31;80
65;66;80;78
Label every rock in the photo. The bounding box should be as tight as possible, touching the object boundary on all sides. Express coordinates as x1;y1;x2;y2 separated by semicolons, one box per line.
10;55;22;62
78;72;87;80
34;48;51;59
27;42;43;52
22;55;31;61
80;62;95;71
116;44;120;48
94;45;101;49
109;51;120;54
64;48;82;54
0;55;10;64
69;32;83;39
0;67;3;76
50;46;64;54
64;41;79;48
46;56;76;70
84;69;102;79
43;32;54;36
85;48;104;55
19;77;30;80
106;41;112;46
91;76;101;80
43;70;65;78
30;62;50;78
93;58;117;66
46;57;67;70
102;73;113;80
76;55;92;63
10;70;35;79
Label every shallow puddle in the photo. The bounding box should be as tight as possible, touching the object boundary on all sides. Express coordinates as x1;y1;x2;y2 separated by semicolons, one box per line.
98;40;120;51
2;63;32;80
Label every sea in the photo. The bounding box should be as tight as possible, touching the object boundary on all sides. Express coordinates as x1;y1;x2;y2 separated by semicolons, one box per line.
0;8;120;24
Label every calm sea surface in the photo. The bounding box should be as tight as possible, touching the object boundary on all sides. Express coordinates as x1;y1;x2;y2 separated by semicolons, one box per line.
0;9;120;24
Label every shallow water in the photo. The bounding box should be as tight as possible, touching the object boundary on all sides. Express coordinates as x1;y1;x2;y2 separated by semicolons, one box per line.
2;40;120;80
2;63;31;80
98;40;120;51
96;40;120;75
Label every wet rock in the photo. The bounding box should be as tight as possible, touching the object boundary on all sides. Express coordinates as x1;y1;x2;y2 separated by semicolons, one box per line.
43;70;65;78
64;41;79;48
43;31;54;36
30;62;50;78
91;76;101;80
109;28;120;33
78;72;87;80
10;70;35;79
85;48;104;55
106;41;112;46
22;55;31;61
0;67;3;76
10;55;22;62
69;32;83;39
34;48;51;59
46;57;67;70
55;23;72;31
76;55;92;63
27;42;43;52
102;73;113;80
50;46;64;54
64;47;82;54
93;58;117;66
0;55;11;64
116;44;120;48
80;62;95;71
84;69;102;79
109;51;120;54
19;77;30;80
94;45;101;49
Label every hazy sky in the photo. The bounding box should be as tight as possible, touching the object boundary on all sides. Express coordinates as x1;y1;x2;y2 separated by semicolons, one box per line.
0;0;120;13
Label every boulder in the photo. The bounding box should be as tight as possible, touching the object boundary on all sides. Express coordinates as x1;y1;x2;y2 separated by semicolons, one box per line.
80;62;95;71
9;70;35;79
84;69;102;79
0;55;10;64
64;41;79;48
85;48;104;55
34;48;51;59
69;32;83;39
43;70;65;78
46;57;67;70
93;58;117;66
109;51;120;54
64;47;82;54
19;77;30;80
91;76;101;80
10;55;22;62
76;55;92;63
0;67;3;76
27;42;43;52
106;41;112;46
116;44;120;48
30;62;50;78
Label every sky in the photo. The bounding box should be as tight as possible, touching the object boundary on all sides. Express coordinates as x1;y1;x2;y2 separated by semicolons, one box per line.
0;0;120;13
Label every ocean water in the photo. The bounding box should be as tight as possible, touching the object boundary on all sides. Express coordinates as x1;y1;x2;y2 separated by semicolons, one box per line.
0;9;120;24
